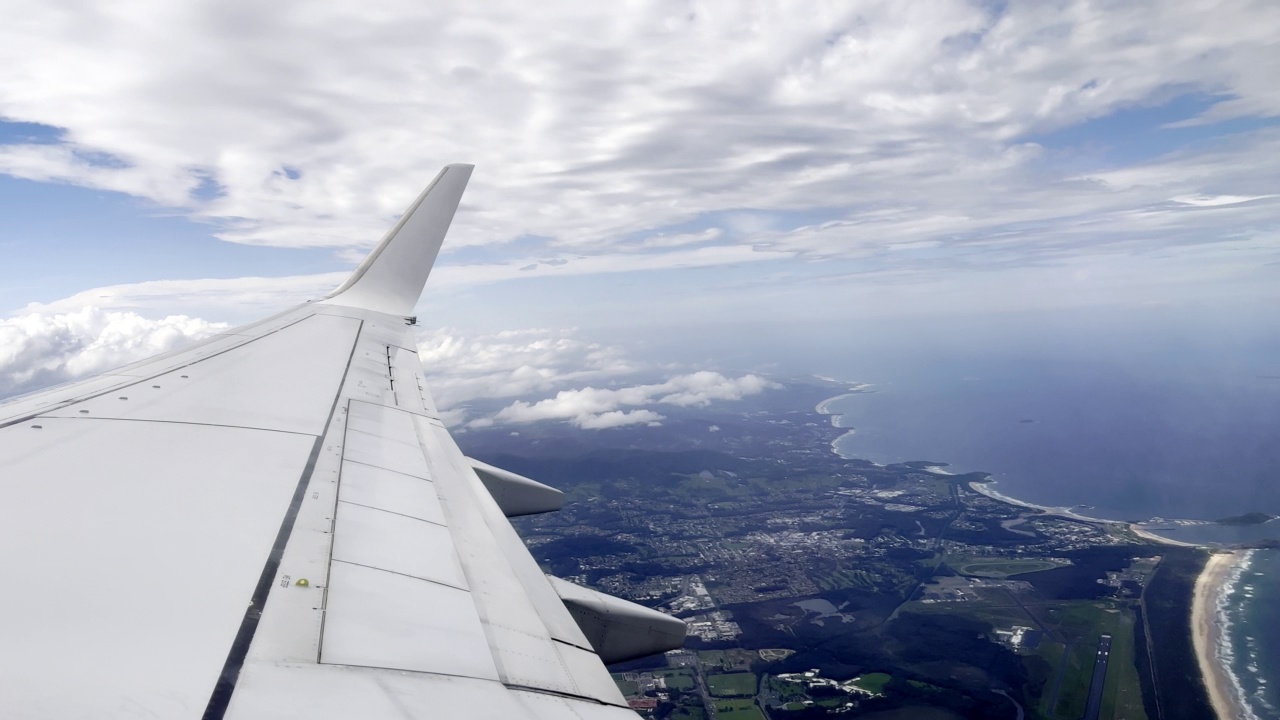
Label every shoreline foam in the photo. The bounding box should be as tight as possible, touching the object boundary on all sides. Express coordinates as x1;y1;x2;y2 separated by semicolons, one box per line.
815;393;858;415
966;479;1123;525
1194;550;1251;720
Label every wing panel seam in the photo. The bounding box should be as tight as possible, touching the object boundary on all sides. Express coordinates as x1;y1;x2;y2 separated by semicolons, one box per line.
0;313;316;432
200;317;363;720
30;415;318;437
336;499;445;526
327;559;468;592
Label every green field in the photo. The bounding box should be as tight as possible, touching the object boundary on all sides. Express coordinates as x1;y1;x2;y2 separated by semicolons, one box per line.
656;668;696;690
899;594;1148;720
708;672;758;697
712;698;765;720
612;677;639;696
852;672;892;694
697;649;754;672
953;558;1065;578
1040;601;1148;720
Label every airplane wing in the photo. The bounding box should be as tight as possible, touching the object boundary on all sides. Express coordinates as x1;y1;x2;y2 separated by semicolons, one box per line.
0;164;685;719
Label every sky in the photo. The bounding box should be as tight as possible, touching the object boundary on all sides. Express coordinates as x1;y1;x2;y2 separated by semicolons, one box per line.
1;0;1278;428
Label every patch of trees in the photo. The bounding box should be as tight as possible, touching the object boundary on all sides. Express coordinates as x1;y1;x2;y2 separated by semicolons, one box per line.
1141;548;1214;720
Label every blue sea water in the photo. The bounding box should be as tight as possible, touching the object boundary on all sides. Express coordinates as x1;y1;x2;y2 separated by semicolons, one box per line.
819;358;1280;524
1220;550;1280;720
813;350;1280;719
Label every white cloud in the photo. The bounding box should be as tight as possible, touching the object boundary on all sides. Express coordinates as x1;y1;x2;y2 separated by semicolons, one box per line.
414;328;778;429
493;371;777;429
0;307;227;397
0;0;1277;301
429;244;791;288
0;298;767;431
415;327;640;414
1170;194;1278;208
18;273;347;323
577;409;665;430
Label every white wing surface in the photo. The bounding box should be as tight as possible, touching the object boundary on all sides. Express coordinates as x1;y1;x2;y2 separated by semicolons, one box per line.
0;165;684;719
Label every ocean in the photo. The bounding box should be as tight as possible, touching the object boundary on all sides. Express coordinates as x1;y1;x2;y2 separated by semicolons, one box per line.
814;354;1280;719
818;358;1280;523
1220;550;1280;720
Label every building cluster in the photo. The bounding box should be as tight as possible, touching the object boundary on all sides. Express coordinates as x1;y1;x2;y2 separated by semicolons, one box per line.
685;610;742;641
774;669;885;700
993;625;1043;650
918;575;1034;603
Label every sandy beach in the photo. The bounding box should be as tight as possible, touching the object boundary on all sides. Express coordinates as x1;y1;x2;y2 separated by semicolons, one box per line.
966;480;1119;525
813;385;874;415
1193;550;1242;720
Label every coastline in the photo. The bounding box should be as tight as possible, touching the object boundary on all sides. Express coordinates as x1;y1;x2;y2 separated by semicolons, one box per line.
815;393;858;415
970;478;1204;547
965;478;1130;526
1129;522;1202;548
813;384;873;416
1193;550;1246;720
811;387;1266;719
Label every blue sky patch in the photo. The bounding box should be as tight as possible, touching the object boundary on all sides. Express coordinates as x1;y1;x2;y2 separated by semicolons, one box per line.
0;175;342;312
1028;92;1280;166
0;120;65;145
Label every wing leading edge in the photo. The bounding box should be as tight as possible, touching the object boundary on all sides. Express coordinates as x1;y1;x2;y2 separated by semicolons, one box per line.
0;166;684;719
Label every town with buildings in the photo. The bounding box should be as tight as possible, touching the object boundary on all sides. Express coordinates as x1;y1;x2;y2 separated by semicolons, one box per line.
457;378;1185;719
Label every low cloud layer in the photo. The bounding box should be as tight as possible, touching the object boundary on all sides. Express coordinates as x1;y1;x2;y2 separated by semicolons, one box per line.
0;307;768;432
415;327;640;415
19;274;347;324
0;307;227;397
493;371;777;429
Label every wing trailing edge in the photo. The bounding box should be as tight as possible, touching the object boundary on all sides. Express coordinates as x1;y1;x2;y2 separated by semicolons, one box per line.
322;163;473;316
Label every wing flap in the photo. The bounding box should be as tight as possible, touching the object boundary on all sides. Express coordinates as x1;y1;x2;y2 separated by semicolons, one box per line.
226;663;641;719
320;561;498;679
413;415;624;703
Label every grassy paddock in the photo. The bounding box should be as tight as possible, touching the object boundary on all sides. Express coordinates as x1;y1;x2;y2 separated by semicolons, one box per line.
712;698;765;720
954;558;1066;578
655;668;697;690
708;672;758;697
852;672;893;694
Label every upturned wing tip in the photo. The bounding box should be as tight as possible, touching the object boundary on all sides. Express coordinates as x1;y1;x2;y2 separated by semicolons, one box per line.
322;164;473;316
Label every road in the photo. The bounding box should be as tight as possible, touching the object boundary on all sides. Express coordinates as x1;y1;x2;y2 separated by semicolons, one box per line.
1083;633;1113;720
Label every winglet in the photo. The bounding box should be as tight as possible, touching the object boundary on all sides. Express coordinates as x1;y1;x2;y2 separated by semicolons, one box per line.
322;164;473;316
